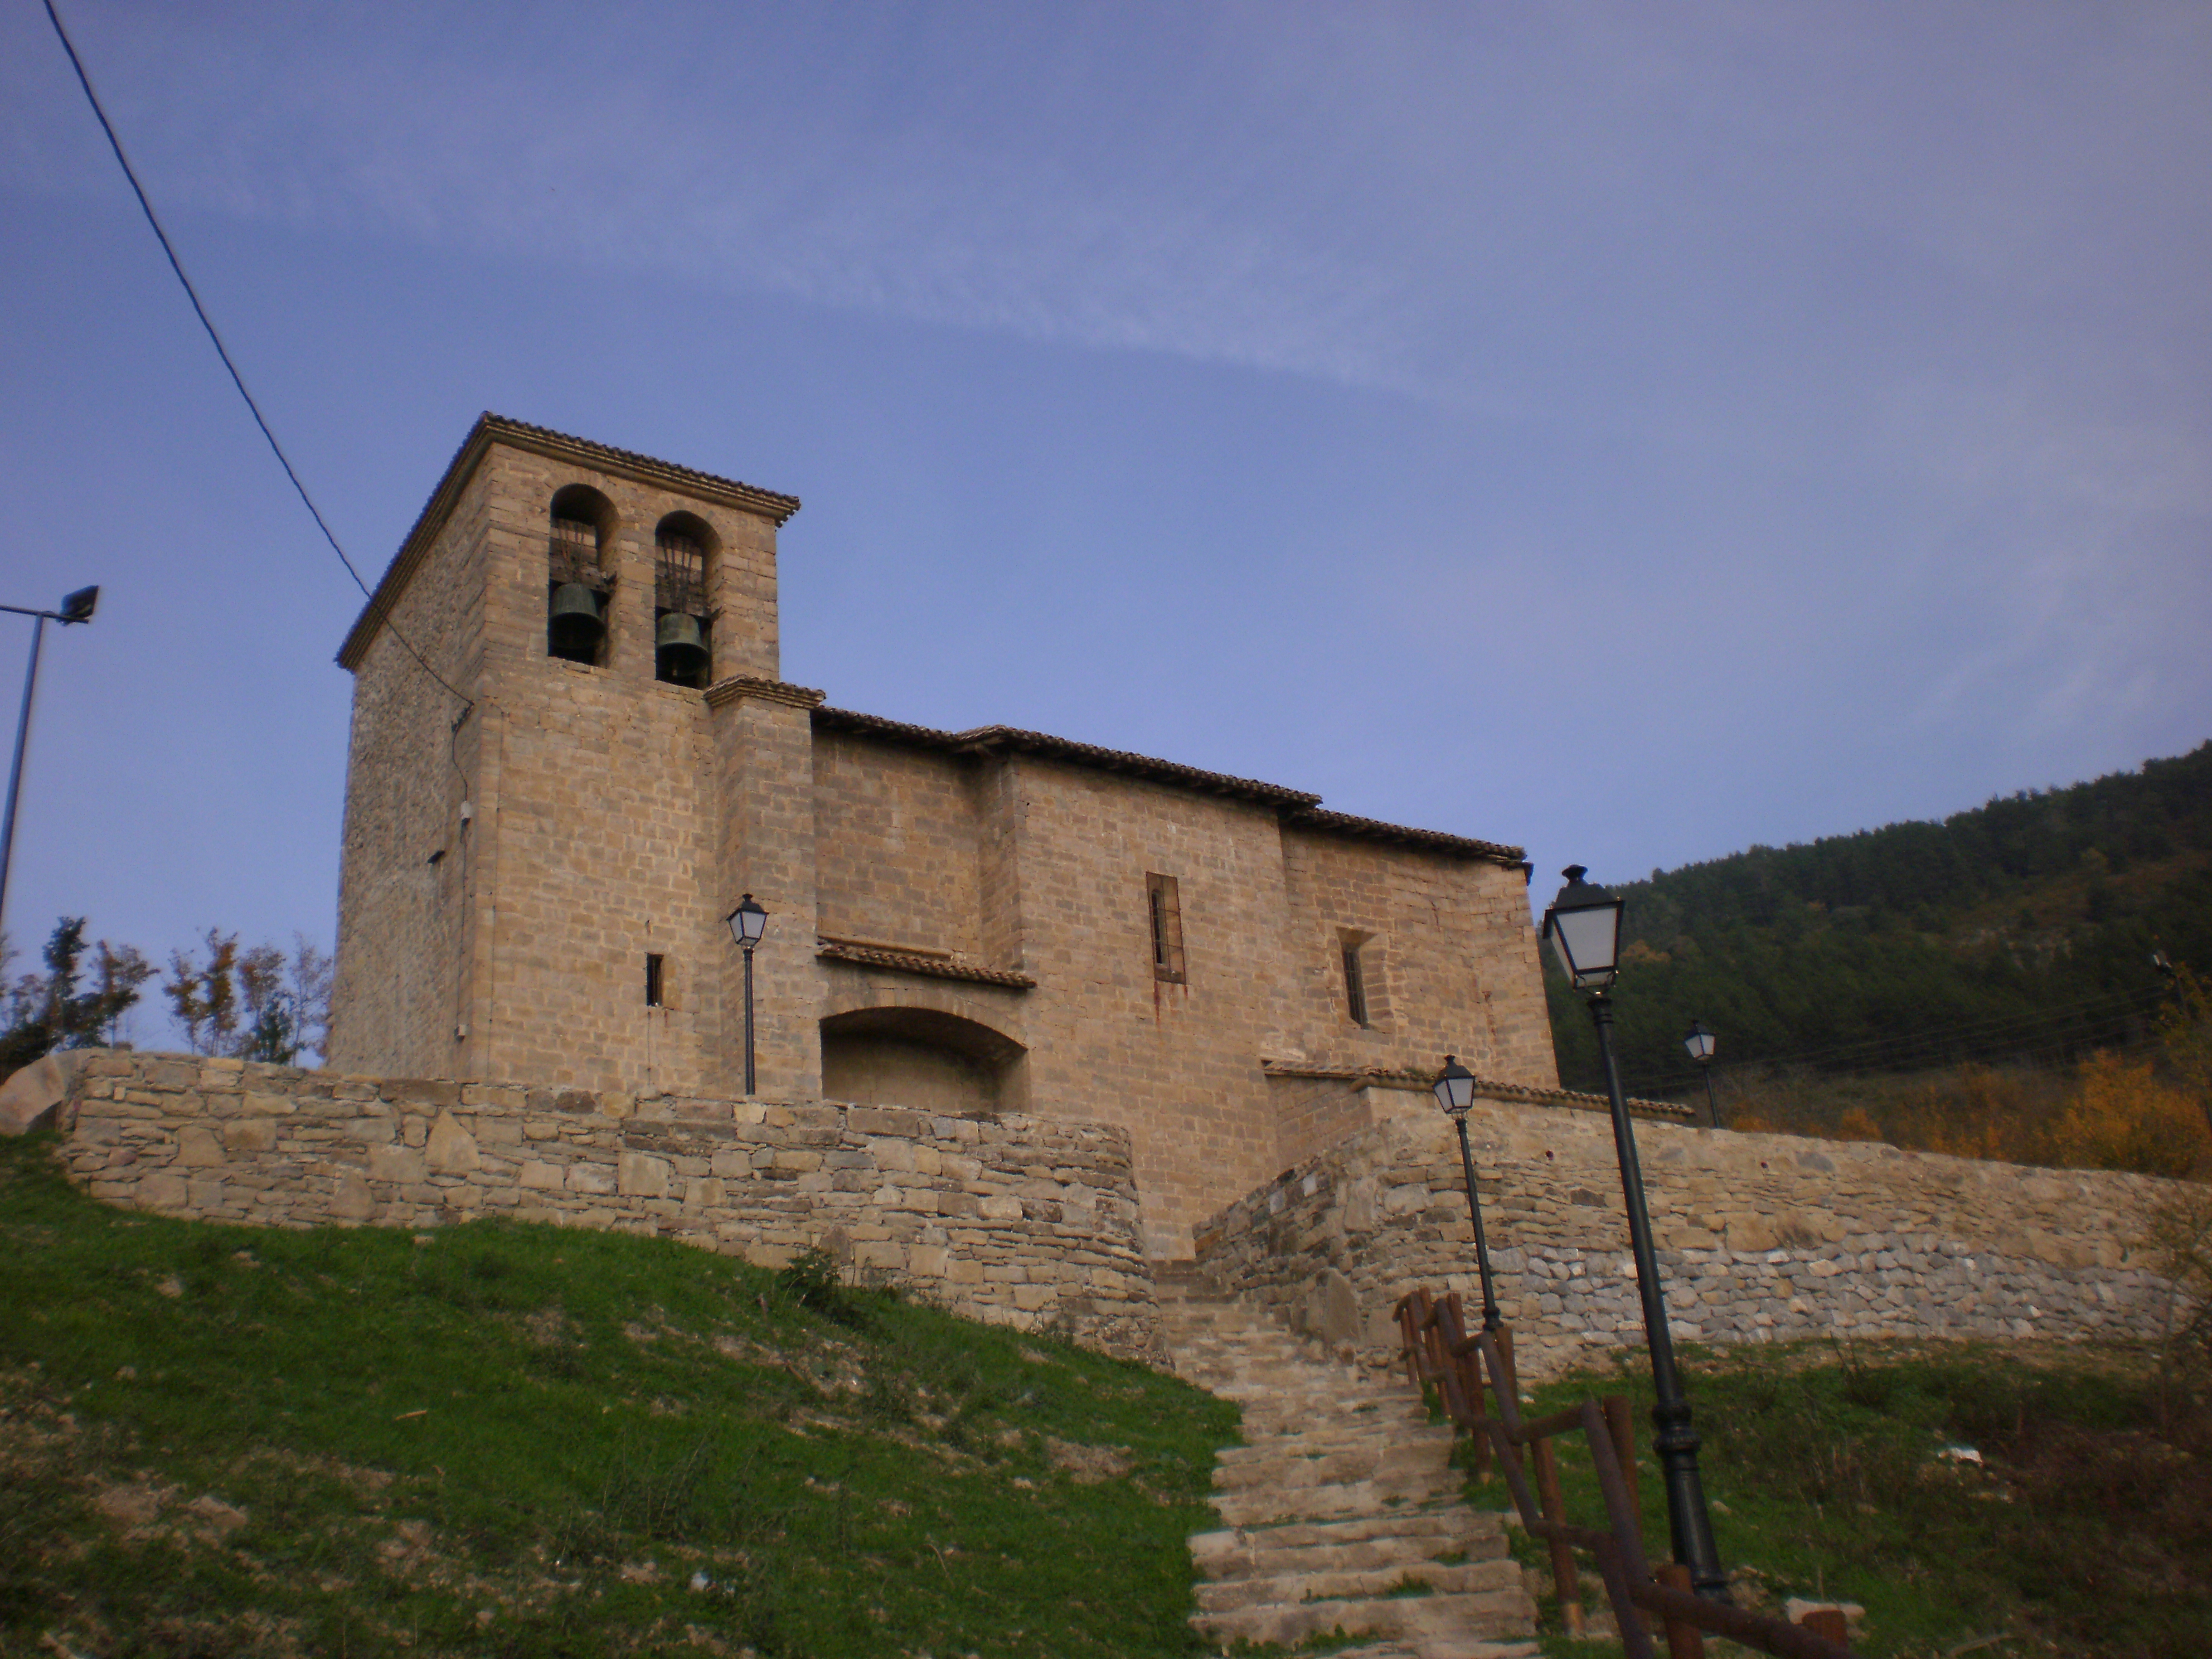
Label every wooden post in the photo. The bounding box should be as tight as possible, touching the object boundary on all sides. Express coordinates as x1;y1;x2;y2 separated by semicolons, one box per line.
1398;1296;1422;1392
1797;1608;1849;1643
1446;1293;1492;1472
1655;1563;1707;1658
1531;1437;1583;1636
1602;1394;1648;1636
1602;1394;1641;1519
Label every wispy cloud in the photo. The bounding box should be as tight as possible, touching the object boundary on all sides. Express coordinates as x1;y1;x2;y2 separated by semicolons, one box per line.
6;1;2208;554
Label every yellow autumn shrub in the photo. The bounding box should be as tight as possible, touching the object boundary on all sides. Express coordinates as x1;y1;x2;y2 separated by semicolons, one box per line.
2054;1050;2210;1179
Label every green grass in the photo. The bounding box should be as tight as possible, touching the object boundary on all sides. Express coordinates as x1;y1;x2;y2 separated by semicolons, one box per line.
1467;1340;2212;1659
0;1131;1241;1657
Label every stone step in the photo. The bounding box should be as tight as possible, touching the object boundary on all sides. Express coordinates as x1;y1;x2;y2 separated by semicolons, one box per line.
1214;1423;1454;1465
1233;1401;1429;1430
1190;1507;1490;1569
1212;1439;1451;1491
1192;1554;1524;1613
1194;1524;1492;1582
1162;1283;1535;1655
1190;1584;1535;1648
1323;1640;1540;1659
1209;1472;1465;1527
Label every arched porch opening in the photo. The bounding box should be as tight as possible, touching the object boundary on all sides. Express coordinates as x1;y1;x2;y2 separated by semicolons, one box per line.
819;1006;1025;1117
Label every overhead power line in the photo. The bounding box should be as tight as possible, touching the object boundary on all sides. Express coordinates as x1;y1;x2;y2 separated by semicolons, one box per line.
41;0;473;719
1619;982;2172;1097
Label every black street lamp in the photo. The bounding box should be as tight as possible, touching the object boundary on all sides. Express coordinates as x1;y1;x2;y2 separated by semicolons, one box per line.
1432;1055;1502;1332
1683;1019;1722;1129
0;586;99;942
725;893;768;1095
1542;865;1728;1600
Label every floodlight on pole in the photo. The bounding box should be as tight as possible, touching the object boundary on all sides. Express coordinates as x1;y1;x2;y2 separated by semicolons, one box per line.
0;586;100;943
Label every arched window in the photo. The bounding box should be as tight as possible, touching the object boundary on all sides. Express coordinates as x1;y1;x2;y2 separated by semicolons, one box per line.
547;486;615;665
653;512;716;687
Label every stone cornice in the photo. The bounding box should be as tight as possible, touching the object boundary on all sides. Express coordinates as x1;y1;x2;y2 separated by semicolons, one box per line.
705;676;827;711
1259;1059;1693;1121
338;414;800;673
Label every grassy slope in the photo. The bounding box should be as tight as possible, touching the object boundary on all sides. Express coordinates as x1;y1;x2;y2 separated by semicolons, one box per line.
0;1133;1238;1658
1478;1343;2212;1659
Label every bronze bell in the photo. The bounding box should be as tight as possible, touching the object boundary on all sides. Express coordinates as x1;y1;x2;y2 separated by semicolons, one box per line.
548;583;604;658
656;610;707;683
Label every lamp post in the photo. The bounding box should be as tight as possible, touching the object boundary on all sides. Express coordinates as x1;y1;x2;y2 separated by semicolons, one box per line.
1433;1055;1502;1332
0;586;99;942
1683;1020;1721;1129
725;893;767;1095
1542;865;1728;1600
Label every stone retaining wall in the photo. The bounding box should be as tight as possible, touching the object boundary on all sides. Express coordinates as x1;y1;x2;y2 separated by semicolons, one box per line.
1194;1091;2189;1377
38;1051;1161;1361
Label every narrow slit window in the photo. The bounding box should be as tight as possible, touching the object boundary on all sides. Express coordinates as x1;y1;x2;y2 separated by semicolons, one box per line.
644;953;665;1008
1146;873;1185;982
1342;945;1369;1026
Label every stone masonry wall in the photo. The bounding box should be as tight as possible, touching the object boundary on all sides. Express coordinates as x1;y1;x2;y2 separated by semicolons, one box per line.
328;459;489;1079
46;1051;1160;1362
1195;1090;2187;1377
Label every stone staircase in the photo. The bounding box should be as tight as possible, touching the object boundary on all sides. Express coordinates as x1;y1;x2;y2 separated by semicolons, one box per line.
1157;1270;1536;1659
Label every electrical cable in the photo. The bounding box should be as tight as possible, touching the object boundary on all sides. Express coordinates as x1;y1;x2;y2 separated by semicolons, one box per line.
1618;982;2172;1097
41;0;474;720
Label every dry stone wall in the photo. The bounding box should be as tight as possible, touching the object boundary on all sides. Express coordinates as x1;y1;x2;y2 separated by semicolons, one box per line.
43;1051;1160;1362
1195;1090;2187;1377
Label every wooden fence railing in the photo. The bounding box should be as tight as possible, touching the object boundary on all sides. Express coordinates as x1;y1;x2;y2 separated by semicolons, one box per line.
1395;1288;1859;1659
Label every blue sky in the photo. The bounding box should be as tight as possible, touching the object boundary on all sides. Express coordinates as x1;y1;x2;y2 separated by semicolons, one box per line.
1;1;2206;1044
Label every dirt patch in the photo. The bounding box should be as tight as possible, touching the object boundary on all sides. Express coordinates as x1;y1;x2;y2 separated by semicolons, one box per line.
1044;1437;1133;1482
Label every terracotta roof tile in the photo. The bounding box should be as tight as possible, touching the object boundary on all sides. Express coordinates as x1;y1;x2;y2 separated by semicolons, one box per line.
816;940;1036;988
1282;807;1524;864
814;706;1525;861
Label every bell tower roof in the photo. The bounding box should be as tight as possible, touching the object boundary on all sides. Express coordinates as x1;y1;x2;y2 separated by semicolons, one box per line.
337;413;800;671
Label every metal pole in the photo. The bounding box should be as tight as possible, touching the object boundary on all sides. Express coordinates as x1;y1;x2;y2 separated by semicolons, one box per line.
741;943;757;1097
0;613;48;943
1589;991;1728;1599
1452;1113;1503;1331
1700;1063;1723;1131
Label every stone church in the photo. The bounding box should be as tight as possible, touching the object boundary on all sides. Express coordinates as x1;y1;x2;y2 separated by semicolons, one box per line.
329;415;1559;1254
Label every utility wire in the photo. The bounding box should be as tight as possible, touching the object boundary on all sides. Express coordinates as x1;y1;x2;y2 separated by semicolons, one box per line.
1619;982;2171;1096
41;0;473;719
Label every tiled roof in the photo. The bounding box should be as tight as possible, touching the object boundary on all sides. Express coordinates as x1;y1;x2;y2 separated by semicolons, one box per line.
814;707;1321;808
473;414;802;522
816;940;1036;988
814;706;1526;862
338;414;800;671
1282;807;1524;865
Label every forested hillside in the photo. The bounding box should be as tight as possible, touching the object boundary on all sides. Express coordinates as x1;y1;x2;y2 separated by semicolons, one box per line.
1547;741;2212;1110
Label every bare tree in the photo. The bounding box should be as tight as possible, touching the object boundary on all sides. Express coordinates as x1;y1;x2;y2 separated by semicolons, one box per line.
1;918;154;1081
163;929;335;1067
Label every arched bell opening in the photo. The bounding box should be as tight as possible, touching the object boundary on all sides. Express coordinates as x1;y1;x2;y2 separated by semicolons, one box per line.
548;485;617;666
819;1006;1025;1117
653;511;716;687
